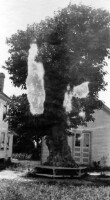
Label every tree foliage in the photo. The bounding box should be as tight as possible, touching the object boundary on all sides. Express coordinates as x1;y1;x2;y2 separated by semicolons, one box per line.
5;4;110;130
8;94;41;154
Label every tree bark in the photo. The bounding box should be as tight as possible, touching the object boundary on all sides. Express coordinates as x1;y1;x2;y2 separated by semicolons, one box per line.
44;125;78;167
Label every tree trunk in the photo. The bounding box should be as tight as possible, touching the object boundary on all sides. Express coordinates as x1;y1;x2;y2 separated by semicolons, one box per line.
44;125;78;167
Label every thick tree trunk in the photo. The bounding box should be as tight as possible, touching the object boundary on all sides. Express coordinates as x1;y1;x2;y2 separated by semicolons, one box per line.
44;125;78;167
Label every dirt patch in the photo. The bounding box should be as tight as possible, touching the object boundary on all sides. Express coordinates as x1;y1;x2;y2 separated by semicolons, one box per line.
0;169;27;180
0;159;40;181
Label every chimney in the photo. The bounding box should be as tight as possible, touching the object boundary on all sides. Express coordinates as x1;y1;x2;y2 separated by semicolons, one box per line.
0;73;5;92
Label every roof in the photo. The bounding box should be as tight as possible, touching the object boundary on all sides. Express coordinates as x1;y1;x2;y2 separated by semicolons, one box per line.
102;104;110;115
68;103;110;133
0;92;10;102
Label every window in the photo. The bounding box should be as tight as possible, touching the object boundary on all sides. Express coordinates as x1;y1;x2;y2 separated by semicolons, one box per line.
3;105;7;120
83;133;89;147
7;136;10;150
1;132;5;150
75;133;81;146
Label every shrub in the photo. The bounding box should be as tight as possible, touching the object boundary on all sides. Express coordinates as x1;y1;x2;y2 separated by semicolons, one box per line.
12;153;32;160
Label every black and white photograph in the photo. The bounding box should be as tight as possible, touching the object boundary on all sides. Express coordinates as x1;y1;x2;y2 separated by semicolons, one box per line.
0;0;110;199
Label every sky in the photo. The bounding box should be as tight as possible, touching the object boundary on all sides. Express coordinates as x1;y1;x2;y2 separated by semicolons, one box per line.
0;0;110;107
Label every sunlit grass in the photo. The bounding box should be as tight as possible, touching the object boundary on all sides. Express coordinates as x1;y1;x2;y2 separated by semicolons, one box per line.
0;179;110;200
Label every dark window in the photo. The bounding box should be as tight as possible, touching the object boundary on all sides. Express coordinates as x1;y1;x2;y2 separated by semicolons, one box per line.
1;132;5;150
75;134;81;146
7;136;10;150
83;133;89;147
3;105;7;120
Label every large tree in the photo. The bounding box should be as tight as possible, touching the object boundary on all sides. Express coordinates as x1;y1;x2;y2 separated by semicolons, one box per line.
5;4;110;167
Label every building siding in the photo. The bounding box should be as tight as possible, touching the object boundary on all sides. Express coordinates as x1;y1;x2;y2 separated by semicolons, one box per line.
0;96;13;160
90;109;110;166
0;100;4;121
0;73;13;161
68;108;110;166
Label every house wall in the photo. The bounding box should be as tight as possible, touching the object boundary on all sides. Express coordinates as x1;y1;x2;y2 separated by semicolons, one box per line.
0;98;13;160
6;134;13;158
68;108;110;166
87;108;110;166
0;99;5;121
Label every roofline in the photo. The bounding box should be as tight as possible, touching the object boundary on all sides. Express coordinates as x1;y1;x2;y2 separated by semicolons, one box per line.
0;92;11;102
102;104;110;114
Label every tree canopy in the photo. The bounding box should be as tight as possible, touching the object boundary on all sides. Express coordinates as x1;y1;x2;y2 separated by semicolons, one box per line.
8;94;35;137
8;94;41;156
5;4;110;130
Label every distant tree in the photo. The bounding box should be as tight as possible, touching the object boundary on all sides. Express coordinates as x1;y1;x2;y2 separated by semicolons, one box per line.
5;4;110;167
8;94;41;159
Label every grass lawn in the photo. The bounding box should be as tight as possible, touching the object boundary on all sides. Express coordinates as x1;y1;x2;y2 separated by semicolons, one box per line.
0;159;110;199
0;179;110;200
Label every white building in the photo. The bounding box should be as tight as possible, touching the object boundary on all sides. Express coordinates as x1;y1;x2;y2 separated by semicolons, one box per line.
0;73;13;163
